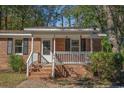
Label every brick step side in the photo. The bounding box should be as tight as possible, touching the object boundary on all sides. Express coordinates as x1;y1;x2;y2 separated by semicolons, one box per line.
28;64;52;80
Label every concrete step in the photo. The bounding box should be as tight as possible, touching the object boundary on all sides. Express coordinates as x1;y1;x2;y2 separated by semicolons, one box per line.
29;67;52;72
29;74;51;80
30;71;51;75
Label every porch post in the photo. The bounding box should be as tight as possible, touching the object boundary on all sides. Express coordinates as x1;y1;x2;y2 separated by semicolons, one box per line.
26;34;34;77
31;35;34;62
31;34;34;53
52;34;55;78
90;37;93;53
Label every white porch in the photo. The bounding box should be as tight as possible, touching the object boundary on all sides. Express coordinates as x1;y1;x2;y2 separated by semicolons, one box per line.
24;28;105;78
0;28;106;79
26;35;100;78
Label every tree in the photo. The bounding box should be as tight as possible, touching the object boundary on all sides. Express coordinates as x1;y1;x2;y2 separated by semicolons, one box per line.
103;6;119;53
63;5;124;52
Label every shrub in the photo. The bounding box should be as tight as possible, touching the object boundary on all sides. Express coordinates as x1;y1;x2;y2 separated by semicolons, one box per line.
113;53;123;69
90;52;123;81
101;37;112;52
9;54;25;73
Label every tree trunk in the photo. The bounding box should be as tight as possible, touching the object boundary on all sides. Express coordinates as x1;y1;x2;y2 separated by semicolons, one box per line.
21;16;24;30
76;14;79;27
0;11;2;29
68;15;71;27
61;15;64;27
5;8;8;30
103;6;119;53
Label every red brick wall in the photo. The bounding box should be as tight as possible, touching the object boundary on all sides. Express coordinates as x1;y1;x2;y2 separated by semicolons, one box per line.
0;38;41;70
55;38;65;51
92;38;102;51
0;37;102;70
0;38;9;70
34;38;41;53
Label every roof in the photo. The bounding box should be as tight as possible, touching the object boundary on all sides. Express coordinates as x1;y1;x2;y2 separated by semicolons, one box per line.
24;27;100;32
0;27;102;37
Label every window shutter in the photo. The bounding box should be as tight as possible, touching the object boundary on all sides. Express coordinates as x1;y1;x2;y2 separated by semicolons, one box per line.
81;38;86;51
93;38;102;51
23;38;28;55
7;38;13;54
65;38;70;51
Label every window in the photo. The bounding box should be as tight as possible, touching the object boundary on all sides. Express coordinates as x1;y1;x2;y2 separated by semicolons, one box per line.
7;38;13;54
15;39;23;54
43;40;50;55
71;40;79;51
23;38;28;55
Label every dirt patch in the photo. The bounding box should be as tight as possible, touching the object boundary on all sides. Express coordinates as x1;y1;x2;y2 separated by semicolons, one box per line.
16;77;117;88
16;78;84;88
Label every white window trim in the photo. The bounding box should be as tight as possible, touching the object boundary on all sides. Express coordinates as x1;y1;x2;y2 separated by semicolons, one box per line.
13;38;23;55
70;39;80;52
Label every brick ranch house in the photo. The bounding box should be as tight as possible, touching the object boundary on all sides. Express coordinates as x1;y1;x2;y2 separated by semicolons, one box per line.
0;27;106;79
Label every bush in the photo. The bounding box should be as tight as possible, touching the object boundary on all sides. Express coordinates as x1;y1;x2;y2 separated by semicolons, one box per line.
113;53;123;69
90;52;123;81
101;37;112;52
9;54;25;73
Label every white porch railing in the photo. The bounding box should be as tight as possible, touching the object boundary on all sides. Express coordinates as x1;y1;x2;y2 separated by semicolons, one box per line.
26;52;38;77
55;51;91;64
41;54;50;64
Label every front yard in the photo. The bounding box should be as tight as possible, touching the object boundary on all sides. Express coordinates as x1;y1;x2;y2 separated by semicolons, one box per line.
0;72;26;88
16;77;113;88
0;71;124;88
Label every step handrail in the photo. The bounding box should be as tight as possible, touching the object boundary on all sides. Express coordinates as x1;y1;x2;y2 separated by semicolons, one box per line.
26;51;33;64
26;51;33;77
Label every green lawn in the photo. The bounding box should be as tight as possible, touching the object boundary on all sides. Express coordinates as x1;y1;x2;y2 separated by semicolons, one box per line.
0;72;26;88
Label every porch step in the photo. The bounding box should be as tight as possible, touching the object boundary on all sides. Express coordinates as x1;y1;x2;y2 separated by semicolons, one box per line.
30;71;51;75
29;67;52;72
28;63;52;80
29;75;51;80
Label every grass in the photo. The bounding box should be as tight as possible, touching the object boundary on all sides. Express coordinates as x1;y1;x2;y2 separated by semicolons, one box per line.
0;72;26;88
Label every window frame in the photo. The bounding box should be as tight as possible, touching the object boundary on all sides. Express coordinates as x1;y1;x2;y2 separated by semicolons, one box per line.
70;39;80;52
14;38;23;55
7;38;13;55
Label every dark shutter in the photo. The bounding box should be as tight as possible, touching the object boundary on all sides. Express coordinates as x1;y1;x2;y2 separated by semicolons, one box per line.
7;38;13;55
81;38;86;51
93;38;102;51
23;38;28;55
65;38;70;51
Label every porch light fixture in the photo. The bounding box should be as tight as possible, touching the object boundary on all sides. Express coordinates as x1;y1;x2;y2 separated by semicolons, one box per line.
66;36;68;38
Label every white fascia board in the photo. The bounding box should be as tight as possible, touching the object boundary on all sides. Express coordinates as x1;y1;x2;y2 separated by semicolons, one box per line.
0;33;32;36
24;28;100;32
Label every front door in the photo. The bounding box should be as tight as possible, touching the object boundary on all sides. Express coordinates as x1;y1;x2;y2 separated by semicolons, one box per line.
42;39;52;62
